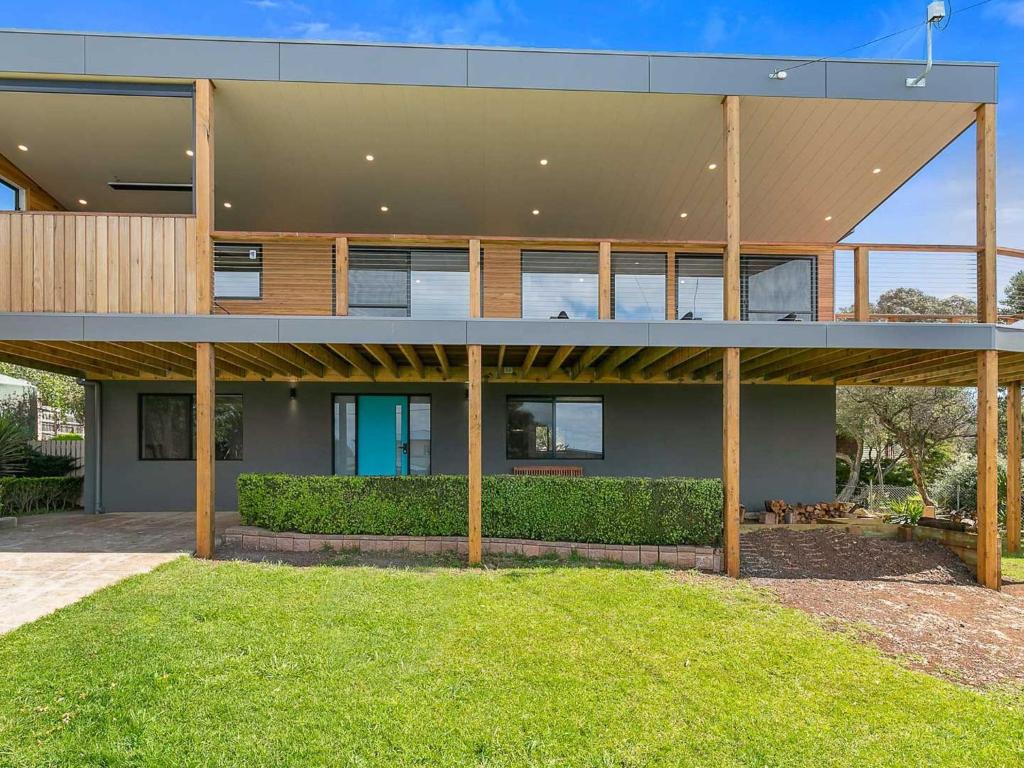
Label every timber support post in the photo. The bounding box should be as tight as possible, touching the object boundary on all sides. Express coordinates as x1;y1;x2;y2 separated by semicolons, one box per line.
196;342;216;559
1007;382;1022;554
723;94;741;578
467;344;483;564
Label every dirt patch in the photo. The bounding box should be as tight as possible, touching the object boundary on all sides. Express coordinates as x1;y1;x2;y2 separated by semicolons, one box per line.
742;527;1024;688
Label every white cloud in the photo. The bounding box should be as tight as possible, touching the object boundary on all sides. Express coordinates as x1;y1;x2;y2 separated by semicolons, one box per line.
291;21;384;42
988;1;1024;27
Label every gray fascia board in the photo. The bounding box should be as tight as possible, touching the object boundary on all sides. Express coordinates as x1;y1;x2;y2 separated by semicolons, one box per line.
278;317;467;344
81;314;282;342
824;322;996;350
995;326;1024;352
0;313;85;340
647;321;827;349
467;320;650;347
0;29;998;104
0;77;193;97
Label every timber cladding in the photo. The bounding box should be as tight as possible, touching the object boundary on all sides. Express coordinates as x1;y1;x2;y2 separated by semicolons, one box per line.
0;212;196;314
482;243;522;318
215;241;334;316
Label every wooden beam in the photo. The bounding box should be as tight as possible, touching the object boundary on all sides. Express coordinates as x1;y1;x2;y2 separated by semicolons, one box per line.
194;79;215;315
977;103;997;324
598;241;612;319
1008;381;1022;555
546;345;574;376
723;347;740;578
294;343;350;377
328;343;376;379
433;344;450;378
495;345;506;372
254;343;322;377
469;238;482;318
570;346;608;379
595;346;642;379
335;236;349;315
622;347;673;378
976;350;1000;589
398;344;425;378
723;95;740;322
522;345;540;376
645;346;703;379
853;246;870;322
204;343;273;378
195;342;216;559
467;344;482;565
363;344;399;378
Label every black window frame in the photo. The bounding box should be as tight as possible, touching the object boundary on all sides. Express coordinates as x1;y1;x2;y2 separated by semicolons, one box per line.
505;395;605;460
0;176;22;211
347;247;470;318
137;393;244;461
213;242;264;300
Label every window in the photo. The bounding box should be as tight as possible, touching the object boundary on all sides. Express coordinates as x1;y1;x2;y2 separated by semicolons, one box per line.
333;395;357;475
348;248;469;318
612;252;666;320
214;243;262;299
408;395;431;475
0;178;20;211
742;255;816;321
676;255;723;320
506;396;603;459
521;251;599;319
139;394;244;460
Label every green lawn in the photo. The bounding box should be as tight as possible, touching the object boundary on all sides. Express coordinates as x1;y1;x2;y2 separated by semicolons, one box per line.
1;558;1022;767
1005;549;1024;582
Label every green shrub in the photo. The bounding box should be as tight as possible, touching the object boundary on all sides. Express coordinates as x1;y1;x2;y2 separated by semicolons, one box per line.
885;495;925;526
0;476;83;516
237;474;723;547
933;454;1013;525
22;445;80;478
51;433;84;441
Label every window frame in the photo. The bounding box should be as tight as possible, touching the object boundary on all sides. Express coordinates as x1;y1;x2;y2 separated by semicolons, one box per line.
0;176;24;211
213;243;264;301
611;250;667;320
330;393;433;476
519;249;600;320
347;247;470;318
505;395;605;460
137;393;244;461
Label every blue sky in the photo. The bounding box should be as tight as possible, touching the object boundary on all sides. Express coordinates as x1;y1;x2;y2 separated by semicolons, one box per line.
4;0;1024;298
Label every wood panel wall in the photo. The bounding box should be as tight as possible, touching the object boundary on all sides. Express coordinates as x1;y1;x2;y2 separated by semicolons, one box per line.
482;243;522;318
0;212;196;313
215;241;334;316
0;152;64;212
816;251;834;321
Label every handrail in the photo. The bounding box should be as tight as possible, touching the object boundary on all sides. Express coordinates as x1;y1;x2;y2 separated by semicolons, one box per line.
835;313;1024;324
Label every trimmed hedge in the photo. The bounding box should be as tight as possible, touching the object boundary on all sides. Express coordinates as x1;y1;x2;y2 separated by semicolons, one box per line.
237;474;723;546
0;476;83;516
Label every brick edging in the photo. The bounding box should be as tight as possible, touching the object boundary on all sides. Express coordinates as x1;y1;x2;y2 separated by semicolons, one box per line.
222;526;723;571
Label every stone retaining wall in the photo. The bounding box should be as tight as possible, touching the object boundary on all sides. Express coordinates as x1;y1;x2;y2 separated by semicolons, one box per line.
223;526;723;571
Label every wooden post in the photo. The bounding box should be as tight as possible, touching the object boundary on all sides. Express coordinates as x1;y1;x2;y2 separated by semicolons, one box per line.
722;95;741;578
195;342;216;559
467;344;482;564
1008;382;1022;554
666;250;677;320
976;350;1000;589
599;241;612;319
335;236;349;315
194;79;214;315
976;103;996;324
853;246;870;321
469;238;482;319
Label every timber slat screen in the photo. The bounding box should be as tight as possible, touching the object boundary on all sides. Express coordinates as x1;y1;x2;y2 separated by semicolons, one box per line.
0;212;196;313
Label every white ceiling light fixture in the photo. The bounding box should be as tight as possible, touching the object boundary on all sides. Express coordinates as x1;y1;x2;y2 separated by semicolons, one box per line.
539;158;549;166
679;212;688;219
77;199;88;206
366;154;375;162
223;201;232;208
872;167;882;174
707;163;718;170
185;149;194;157
380;205;389;212
531;209;540;216
824;215;833;222
17;144;28;152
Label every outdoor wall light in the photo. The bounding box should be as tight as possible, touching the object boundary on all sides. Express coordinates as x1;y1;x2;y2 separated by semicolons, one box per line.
289;386;297;401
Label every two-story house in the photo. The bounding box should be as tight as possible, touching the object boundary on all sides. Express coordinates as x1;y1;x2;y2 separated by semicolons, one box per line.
0;29;1016;587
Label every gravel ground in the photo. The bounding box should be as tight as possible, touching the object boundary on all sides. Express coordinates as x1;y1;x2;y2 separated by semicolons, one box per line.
742;527;1024;688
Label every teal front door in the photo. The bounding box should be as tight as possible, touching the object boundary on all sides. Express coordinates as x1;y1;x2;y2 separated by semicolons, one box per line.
357;395;408;476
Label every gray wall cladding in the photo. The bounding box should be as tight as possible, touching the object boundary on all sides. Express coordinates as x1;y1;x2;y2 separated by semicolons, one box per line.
94;381;836;514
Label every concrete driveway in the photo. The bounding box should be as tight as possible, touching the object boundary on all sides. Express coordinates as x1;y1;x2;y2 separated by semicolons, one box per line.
0;511;238;634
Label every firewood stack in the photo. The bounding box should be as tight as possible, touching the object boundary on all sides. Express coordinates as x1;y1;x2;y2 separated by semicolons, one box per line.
760;499;855;525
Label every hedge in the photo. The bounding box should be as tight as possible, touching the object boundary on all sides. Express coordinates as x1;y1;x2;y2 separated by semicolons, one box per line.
0;476;83;516
237;474;723;546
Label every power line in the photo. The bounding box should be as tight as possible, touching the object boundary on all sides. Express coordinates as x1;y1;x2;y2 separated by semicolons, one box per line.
773;0;995;77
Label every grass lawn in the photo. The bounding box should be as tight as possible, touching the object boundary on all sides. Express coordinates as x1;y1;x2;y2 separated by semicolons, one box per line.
1;558;1022;767
1004;549;1024;582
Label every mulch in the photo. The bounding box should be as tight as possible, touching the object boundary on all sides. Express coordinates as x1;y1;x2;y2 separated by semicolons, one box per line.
741;527;1024;689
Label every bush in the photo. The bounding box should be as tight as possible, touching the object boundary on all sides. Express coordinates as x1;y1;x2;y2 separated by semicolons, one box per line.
933;454;1011;523
51;433;84;441
237;474;723;547
0;476;82;516
886;495;925;526
22;445;79;478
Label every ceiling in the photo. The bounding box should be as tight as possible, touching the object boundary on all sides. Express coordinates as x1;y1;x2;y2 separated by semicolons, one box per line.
0;82;977;242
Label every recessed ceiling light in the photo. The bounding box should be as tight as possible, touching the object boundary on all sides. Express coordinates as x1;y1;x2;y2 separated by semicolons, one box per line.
380;205;389;212
77;199;88;206
185;149;194;157
824;215;833;222
707;163;718;170
223;202;232;208
539;158;549;166
366;154;375;162
679;212;688;219
872;167;882;174
531;209;540;215
17;144;28;152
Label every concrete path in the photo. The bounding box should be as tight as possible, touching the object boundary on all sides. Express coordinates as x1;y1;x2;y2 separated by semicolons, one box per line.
0;511;238;634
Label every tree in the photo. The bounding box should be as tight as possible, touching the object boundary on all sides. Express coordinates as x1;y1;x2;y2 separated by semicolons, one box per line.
0;363;84;424
1002;269;1024;315
843;387;975;505
873;287;976;317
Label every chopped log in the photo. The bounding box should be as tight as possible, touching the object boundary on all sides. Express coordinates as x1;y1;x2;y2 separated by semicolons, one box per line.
918;517;970;533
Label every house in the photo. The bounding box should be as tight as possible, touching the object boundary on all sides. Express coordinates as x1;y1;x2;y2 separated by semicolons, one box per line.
0;29;1015;587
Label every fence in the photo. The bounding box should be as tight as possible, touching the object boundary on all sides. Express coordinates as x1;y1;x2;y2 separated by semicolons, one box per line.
29;438;85;477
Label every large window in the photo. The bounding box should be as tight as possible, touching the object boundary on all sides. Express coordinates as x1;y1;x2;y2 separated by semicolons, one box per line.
521;251;599;319
676;255;723;320
742;256;816;321
612;252;666;320
0;178;20;211
214;243;262;299
348;248;469;318
139;394;243;460
506;396;603;459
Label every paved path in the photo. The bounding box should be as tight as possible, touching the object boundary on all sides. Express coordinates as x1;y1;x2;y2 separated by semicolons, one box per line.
0;511;238;634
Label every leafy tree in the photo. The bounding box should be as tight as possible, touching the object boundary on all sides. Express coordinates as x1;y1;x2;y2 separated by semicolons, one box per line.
872;287;976;317
0;363;84;424
1002;269;1024;315
843;387;975;505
